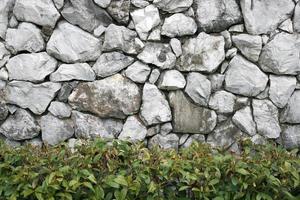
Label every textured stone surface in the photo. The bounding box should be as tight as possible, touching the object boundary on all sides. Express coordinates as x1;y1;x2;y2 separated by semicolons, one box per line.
209;90;236;114
281;90;300;124
118;115;147;142
107;0;130;25
281;125;300;149
124;61;151;83
232;106;256;136
0;0;15;39
94;0;111;8
153;0;193;13
157;70;186;90
294;2;300;33
48;101;72;118
148;133;179;149
170;38;182;57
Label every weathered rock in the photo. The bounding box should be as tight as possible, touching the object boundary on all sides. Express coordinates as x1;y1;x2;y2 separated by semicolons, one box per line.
169;90;217;134
184;72;211;106
5;22;45;54
225;55;268;96
48;101;72;118
118;115;147;142
232;106;256;136
229;24;244;33
124;61;151;83
5;81;61;115
148;133;179;149
161;13;197;37
0;42;10;68
157;70;186;90
0;109;40;140
103;24;144;55
131;0;149;8
8;15;18;28
259;33;300;75
61;0;113;32
225;48;237;59
93;25;106;37
13;0;60;28
72;111;123;139
0;67;8;81
130;5;161;40
0;0;15;39
53;0;64;10
107;0;130;24
148;26;161;41
41;114;74;146
209;74;224;92
170;38;182;57
153;0;193;13
232;34;262;62
209;90;236;114
279;18;293;33
221;30;232;49
182;134;205;148
6;52;57;82
50;63;95;82
252;99;281;139
0;103;8;121
47;21;101;63
69;74;141;119
193;0;242;32
281;90;300;123
281;125;300;149
294;2;300;33
269;75;296;108
57;82;78;102
177;32;225;73
148;69;160;84
92;52;134;78
94;0;111;8
160;123;172;135
138;43;176;69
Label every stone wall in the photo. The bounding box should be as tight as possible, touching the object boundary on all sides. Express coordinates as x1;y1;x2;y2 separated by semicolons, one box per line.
0;0;300;151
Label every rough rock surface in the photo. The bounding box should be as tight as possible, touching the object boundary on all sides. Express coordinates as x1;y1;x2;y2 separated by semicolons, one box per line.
124;61;151;83
48;101;72;118
118;116;147;142
153;0;193;13
209;90;236;114
107;0;130;25
281;125;300;149
294;2;300;33
148;133;179;149
281;90;300;124
232;106;256;136
157;70;186;90
0;0;15;39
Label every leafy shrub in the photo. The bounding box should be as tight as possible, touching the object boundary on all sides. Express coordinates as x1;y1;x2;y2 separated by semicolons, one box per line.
0;139;299;200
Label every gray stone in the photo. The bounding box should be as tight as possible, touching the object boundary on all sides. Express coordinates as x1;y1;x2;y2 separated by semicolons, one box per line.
209;90;236;114
147;26;161;41
94;0;111;8
0;42;10;68
5;81;61;115
160;123;172;135
194;0;242;32
256;86;270;100
131;5;160;40
252;99;281;139
148;133;179;149
57;82;78;102
281;90;300;123
72;111;123;139
0;68;8;81
184;72;211;106
269;75;296;108
13;0;60;28
47;21;101;63
148;69;160;84
131;0;149;8
294;2;300;33
232;106;256;136
228;24;244;33
138;43;176;69
92;52;134;78
221;30;232;49
103;24;144;55
0;0;15;39
170;38;182;57
118;115;147;142
0;109;40;140
225;48;237;59
6;52;57;82
281;125;300;149
69;74;141;119
232;34;262;62
241;0;294;35
209;74;224;92
41;114;74;146
182;134;205;148
124;61;151;83
53;0;64;10
0;103;8;121
146;125;160;137
161;13;197;37
169;90;217;134
177;32;225;73
153;0;193;13
259;33;300;75
93;25;106;37
107;0;130;25
61;0;112;32
157;70;186;90
225;55;268;96
279;18;293;33
8;15;18;28
48;101;72;118
5;22;45;54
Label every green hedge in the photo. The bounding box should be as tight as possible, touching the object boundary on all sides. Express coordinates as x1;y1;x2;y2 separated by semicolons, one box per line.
0;139;299;200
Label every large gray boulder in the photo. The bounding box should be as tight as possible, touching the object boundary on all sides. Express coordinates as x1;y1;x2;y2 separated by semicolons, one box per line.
0;0;15;39
281;125;300;149
232;106;256;136
153;0;193;13
177;32;225;73
68;74;141;119
169;90;217;134
209;90;236;114
118;115;147;142
157;70;186;90
107;0;130;25
47;21;102;63
281;90;300;124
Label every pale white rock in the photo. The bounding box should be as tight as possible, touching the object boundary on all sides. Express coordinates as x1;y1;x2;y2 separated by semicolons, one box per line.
170;38;182;57
281;125;300;149
208;74;224;92
48;101;72;118
179;134;190;146
147;26;161;41
7;105;17;115
0;0;15;39
13;0;60;28
252;99;281;139
0;42;10;68
62;0;113;32
259;33;300;75
177;32;225;73
182;134;205;148
50;63;95;82
5;81;61;115
161;13;197;37
209;90;236;114
220;61;229;74
53;0;64;10
94;0;111;8
146;125;160;137
131;0;149;8
251;134;267;145
157;70;186;90
148;69;160;84
228;24;244;33
194;0;242;32
256;85;270;100
140;83;172;126
131;5;161;40
118;115;147;142
269;75;296;108
0;109;40;140
294;2;300;33
160;123;172;136
92;52;134;78
41;114;74;146
153;0;193;13
279;18;293;33
69;74;141;119
261;35;269;45
6;52;57;82
281;90;300;123
72;111;123;139
124;61;151;83
221;30;232;49
0;68;8;81
107;0;130;25
47;21;102;63
103;24;144;54
93;25;106;37
8;15;18;28
240;0;294;35
234;97;250;110
232;106;256;136
184;72;211;106
184;7;194;18
232;34;262;62
148;133;179;149
225;55;268;96
225;48;237;59
169;90;217;134
138;43;176;69
0;80;6;89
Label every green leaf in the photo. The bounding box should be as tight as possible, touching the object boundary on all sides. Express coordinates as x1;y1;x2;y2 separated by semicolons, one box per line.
83;182;95;193
236;168;250;175
114;175;128;187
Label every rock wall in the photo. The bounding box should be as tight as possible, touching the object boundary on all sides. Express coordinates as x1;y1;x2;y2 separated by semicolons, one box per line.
0;0;300;151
